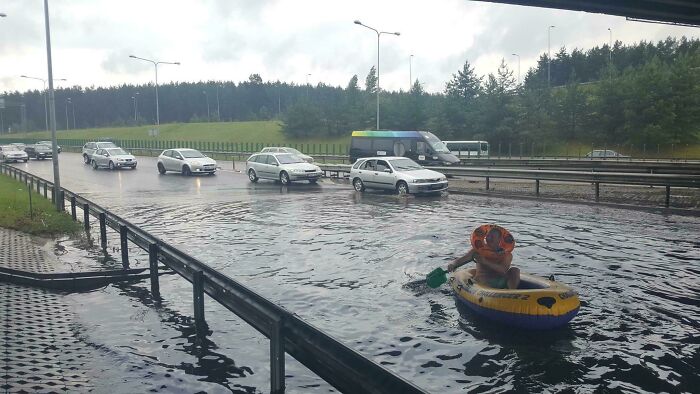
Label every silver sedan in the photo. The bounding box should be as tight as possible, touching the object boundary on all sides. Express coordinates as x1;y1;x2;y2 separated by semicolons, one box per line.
91;148;137;170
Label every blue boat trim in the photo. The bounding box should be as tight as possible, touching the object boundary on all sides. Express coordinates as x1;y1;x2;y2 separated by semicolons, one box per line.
455;295;580;330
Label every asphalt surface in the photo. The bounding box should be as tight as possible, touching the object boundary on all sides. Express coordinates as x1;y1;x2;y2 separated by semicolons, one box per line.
9;153;347;204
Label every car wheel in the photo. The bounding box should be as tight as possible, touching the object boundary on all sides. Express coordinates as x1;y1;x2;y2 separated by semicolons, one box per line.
182;165;192;176
396;181;409;195
83;154;90;164
353;177;365;192
157;163;166;174
248;169;258;182
23;159;28;163
132;163;137;169
91;160;98;169
280;171;290;185
309;179;318;184
109;161;115;170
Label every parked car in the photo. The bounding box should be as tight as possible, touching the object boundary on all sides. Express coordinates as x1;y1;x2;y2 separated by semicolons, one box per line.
9;143;26;151
157;149;217;175
82;141;118;164
37;141;61;153
24;144;53;160
0;145;29;163
260;147;315;163
91;147;137;170
350;156;448;195
585;150;629;159
246;152;322;185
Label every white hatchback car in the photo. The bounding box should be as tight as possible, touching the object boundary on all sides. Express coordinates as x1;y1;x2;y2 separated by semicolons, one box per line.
246;152;322;185
91;147;137;170
0;145;29;163
157;149;217;175
350;156;448;194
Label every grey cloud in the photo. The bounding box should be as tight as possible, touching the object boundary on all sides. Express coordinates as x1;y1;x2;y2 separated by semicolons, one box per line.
102;50;153;74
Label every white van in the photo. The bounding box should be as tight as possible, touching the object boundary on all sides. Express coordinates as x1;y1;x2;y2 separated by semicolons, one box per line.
444;141;489;157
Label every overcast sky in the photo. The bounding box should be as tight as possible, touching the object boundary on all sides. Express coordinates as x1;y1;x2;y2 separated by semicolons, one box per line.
1;0;698;94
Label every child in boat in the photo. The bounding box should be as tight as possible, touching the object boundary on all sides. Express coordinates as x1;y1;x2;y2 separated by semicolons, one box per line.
447;225;520;289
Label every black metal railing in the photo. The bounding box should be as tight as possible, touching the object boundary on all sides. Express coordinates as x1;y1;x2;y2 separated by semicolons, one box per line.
0;163;427;394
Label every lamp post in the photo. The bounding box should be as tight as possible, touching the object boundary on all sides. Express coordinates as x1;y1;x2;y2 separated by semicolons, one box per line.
511;53;521;85
608;28;613;82
71;99;76;129
305;73;312;98
409;54;414;90
354;20;400;130
215;85;221;121
20;75;66;132
65;98;70;130
131;92;139;122
128;55;180;125
548;25;555;87
41;0;62;211
203;90;210;121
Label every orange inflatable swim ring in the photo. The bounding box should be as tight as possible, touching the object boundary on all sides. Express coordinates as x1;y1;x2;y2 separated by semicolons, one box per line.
470;224;515;260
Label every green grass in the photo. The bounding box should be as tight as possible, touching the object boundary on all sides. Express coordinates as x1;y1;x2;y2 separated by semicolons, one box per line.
5;121;352;145
0;174;81;237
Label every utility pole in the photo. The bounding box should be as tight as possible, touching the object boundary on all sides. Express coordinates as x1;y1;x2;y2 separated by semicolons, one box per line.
43;0;61;211
548;25;555;87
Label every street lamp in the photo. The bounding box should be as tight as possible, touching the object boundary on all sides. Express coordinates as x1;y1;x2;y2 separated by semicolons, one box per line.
131;92;139;122
511;53;521;85
354;20;400;130
215;85;221;121
409;54;414;90
608;28;613;82
65;98;71;130
305;73;312;98
128;55;180;125
20;75;66;132
548;25;555;87
42;0;62;211
202;90;210;121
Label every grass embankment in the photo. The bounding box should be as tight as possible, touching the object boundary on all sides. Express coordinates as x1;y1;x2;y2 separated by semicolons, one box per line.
0;174;80;236
6;121;352;145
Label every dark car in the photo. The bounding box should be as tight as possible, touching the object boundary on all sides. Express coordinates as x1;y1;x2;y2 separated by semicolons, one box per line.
24;144;53;160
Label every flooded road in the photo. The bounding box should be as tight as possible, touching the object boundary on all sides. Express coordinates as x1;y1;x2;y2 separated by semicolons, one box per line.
12;154;700;393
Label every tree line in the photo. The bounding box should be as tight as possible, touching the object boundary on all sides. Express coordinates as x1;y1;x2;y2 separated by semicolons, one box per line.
2;36;698;145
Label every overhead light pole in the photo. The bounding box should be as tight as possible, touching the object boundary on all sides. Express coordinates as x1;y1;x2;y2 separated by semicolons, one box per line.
354;20;400;130
608;27;613;82
305;73;312;98
65;98;71;130
20;75;66;132
42;0;61;210
409;54;414;90
202;90;210;121
131;92;139;122
511;53;521;85
215;85;221;121
548;25;555;87
128;55;180;125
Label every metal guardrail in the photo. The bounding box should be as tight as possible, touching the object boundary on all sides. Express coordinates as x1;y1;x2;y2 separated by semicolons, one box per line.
454;158;700;174
318;164;700;208
0;163;427;394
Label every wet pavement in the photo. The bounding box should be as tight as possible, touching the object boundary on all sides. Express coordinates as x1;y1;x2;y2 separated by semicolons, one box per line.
9;153;700;393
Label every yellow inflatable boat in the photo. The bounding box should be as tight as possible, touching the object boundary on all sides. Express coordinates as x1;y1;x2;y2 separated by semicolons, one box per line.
450;270;580;329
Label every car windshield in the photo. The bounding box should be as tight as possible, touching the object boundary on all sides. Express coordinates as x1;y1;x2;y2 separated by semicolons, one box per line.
106;148;128;155
276;154;305;164
3;146;20;151
419;131;450;153
389;158;423;171
98;142;117;148
283;147;303;155
181;150;206;158
36;144;51;150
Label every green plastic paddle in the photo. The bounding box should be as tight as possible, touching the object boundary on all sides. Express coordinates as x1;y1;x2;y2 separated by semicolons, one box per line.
426;267;448;288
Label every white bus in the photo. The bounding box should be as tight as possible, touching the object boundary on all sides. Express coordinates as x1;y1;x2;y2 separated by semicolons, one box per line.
444;141;489;157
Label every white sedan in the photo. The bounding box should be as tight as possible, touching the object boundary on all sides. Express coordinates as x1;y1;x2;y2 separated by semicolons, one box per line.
350;156;448;194
157;149;217;175
0;145;28;163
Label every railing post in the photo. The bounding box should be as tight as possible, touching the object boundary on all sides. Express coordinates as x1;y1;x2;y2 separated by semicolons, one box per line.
99;213;107;249
270;317;285;394
70;196;76;221
665;186;671;208
58;190;65;212
43;182;47;199
595;182;600;202
535;179;540;196
120;225;129;267
149;243;160;298
83;203;90;231
193;270;206;335
485;176;490;190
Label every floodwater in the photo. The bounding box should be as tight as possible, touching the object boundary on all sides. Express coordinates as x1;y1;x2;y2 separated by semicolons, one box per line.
12;155;700;393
